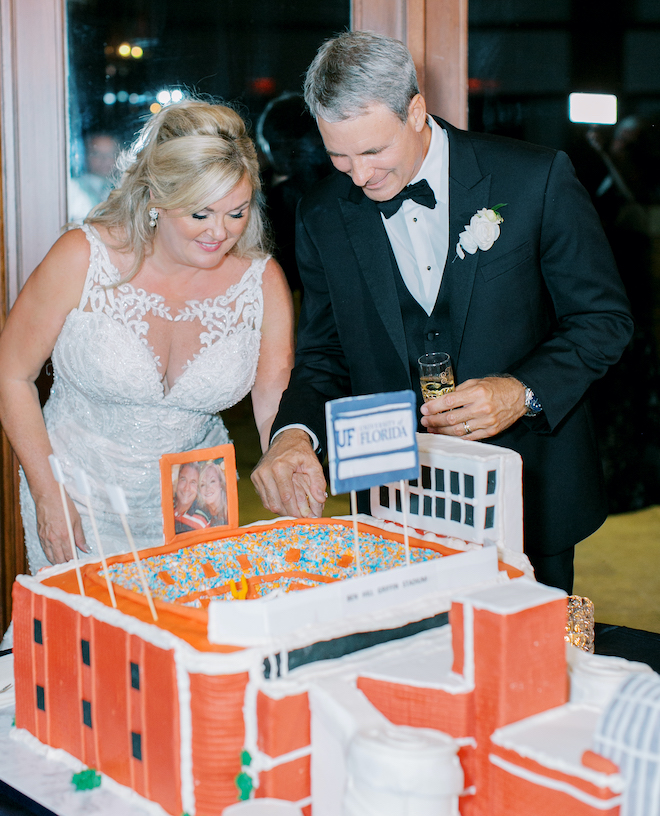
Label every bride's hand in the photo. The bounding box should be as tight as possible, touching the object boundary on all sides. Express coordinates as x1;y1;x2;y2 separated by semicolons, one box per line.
35;490;90;565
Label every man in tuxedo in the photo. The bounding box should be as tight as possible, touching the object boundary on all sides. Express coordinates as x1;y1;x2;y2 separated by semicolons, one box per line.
251;31;633;592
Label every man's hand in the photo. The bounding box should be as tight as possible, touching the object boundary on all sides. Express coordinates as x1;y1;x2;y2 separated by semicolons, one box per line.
251;428;327;518
420;376;527;439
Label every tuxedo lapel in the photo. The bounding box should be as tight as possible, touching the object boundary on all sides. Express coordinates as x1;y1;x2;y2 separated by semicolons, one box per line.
338;190;409;372
442;123;492;360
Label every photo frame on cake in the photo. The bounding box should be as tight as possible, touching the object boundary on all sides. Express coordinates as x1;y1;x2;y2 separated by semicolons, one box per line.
160;444;239;547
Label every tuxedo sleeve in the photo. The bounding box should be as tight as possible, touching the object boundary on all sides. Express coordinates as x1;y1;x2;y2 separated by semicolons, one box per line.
270;207;352;452
507;149;633;432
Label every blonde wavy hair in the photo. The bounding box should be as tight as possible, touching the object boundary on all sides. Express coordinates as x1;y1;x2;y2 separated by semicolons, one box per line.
86;99;269;282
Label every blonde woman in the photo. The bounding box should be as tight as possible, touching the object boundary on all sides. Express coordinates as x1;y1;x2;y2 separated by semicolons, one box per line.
197;460;228;527
0;100;294;572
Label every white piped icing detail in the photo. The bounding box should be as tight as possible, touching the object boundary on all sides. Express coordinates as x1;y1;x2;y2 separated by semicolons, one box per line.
174;652;195;815
462;601;475;689
242;667;261;790
256;744;312;772
490;704;625;790
488;753;622;809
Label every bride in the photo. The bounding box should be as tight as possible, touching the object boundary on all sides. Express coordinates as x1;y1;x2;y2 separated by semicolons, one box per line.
0;99;294;573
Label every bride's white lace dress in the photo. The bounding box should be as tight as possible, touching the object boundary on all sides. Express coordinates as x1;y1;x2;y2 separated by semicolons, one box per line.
20;225;266;573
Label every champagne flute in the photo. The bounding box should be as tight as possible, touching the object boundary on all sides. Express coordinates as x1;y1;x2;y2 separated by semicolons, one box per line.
418;352;455;402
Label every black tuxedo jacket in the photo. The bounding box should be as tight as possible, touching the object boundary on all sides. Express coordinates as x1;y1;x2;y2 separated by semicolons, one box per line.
273;118;634;557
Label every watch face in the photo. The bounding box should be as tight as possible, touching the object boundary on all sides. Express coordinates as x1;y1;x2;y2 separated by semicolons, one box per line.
525;387;542;414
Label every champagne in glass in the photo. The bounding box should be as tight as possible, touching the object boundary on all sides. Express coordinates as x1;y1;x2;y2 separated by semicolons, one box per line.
418;352;455;402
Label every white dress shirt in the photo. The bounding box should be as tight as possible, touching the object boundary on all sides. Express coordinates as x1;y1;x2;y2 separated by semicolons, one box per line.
382;117;449;315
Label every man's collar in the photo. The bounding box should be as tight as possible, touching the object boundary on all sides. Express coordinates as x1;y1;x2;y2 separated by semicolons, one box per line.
409;116;447;203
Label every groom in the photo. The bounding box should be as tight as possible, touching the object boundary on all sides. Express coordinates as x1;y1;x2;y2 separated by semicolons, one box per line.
252;30;633;592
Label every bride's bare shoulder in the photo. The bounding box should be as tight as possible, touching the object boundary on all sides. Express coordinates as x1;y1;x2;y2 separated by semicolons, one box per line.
85;223;136;275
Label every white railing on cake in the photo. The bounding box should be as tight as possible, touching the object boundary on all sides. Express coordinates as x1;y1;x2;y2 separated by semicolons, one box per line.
370;433;523;553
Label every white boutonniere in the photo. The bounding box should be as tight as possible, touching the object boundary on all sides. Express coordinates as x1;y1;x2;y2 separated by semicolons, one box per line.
455;204;507;260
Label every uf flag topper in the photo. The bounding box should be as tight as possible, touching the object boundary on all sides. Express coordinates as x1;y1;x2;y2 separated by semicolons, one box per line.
326;390;419;495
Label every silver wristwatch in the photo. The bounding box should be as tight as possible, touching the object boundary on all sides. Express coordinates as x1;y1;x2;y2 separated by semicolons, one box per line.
524;386;543;416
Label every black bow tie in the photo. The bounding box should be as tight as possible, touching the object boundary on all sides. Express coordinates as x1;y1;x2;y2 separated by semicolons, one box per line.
376;179;437;218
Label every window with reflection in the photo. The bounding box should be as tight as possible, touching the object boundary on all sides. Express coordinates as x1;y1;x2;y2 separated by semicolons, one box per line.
66;0;348;224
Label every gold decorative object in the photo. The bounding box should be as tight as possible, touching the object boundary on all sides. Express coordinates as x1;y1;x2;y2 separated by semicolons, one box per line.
565;595;595;653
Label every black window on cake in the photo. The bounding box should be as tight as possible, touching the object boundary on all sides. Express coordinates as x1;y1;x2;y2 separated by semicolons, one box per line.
408;477;418;487
421;465;431;490
464;474;475;499
450;471;460;495
451;500;461;522
379;485;390;508
423;496;432;517
82;699;92;728
130;662;140;691
36;685;45;711
395;490;402;512
434;468;445;492
465;504;474;526
485;506;495;529
131;732;142;761
409;493;419;515
33;619;42;645
487;470;497;495
81;639;90;666
435;497;445;518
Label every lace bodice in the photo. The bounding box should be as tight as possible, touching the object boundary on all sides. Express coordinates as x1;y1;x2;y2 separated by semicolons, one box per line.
21;224;266;573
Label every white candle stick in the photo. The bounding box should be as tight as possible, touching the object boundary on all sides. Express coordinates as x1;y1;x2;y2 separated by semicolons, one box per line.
48;455;85;595
350;489;362;575
400;479;411;567
73;468;117;608
106;483;158;622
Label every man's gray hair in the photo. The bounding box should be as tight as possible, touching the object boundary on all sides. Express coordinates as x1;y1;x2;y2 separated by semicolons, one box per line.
303;30;419;123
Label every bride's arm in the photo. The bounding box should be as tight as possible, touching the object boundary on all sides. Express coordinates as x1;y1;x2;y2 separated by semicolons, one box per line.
0;229;92;565
250;258;295;453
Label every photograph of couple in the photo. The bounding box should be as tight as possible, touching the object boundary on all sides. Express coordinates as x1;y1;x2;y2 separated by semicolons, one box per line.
172;458;228;535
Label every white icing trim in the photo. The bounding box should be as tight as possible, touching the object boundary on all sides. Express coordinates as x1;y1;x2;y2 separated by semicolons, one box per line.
462;602;475;689
490;704;625;791
454;577;565;615
10;727;171;816
295;796;312;808
242;667;261;789
355;669;470;695
488;754;622;809
174;652;195;815
256;745;312;772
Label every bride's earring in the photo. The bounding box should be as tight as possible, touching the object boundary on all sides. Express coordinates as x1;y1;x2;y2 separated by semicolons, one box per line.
149;207;159;228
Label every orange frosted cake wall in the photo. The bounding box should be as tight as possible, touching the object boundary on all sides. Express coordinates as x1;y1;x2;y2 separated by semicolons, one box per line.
255;691;312;804
357;676;474;739
189;671;250;815
472;599;569;727
257;755;311;802
12;581;183;815
257;691;311;757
